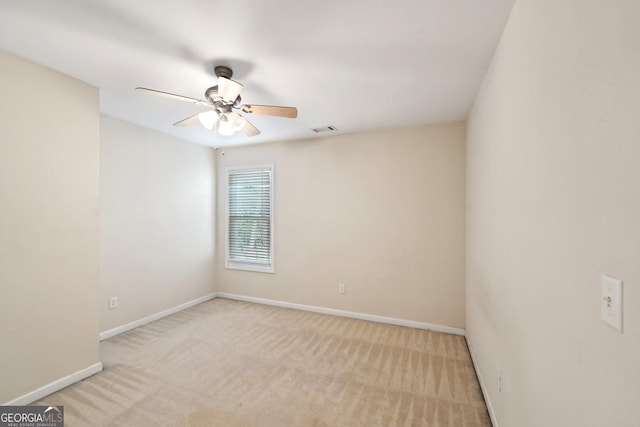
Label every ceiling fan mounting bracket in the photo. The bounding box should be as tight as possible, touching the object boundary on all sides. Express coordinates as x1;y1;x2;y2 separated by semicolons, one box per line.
214;65;233;79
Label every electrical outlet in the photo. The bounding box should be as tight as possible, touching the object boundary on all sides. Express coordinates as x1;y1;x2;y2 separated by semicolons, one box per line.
338;284;346;294
109;296;118;309
497;368;502;392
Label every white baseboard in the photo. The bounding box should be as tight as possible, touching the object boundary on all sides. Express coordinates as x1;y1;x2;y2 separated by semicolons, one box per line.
99;293;217;341
466;337;498;427
216;292;465;336
3;362;103;406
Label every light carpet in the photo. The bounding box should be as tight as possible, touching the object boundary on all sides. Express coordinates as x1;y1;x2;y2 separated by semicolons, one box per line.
36;298;490;426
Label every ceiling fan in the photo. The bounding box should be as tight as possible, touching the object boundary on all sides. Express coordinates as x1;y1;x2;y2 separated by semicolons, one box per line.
136;65;297;137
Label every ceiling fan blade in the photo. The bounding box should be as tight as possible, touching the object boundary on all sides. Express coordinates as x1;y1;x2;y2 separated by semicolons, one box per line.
241;116;261;137
135;87;209;106
217;77;243;104
172;113;201;127
240;104;298;118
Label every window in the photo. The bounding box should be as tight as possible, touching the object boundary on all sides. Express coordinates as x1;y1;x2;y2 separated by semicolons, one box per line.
226;165;274;273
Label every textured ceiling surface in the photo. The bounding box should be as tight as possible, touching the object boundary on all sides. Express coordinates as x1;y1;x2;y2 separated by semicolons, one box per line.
0;0;514;147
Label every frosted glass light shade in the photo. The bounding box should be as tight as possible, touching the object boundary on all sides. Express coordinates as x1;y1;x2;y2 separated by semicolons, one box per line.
218;117;235;136
198;111;218;130
227;112;246;131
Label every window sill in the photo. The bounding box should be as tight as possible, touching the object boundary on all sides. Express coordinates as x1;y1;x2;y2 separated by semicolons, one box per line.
225;262;274;274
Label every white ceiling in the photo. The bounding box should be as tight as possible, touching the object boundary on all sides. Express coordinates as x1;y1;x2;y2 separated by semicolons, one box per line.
0;0;514;148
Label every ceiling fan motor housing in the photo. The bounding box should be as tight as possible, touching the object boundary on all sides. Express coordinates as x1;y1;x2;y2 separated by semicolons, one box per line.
205;86;219;104
205;85;241;108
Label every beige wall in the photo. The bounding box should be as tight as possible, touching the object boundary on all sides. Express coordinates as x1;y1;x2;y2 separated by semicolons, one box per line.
216;123;466;328
466;0;640;426
100;116;216;332
0;50;100;403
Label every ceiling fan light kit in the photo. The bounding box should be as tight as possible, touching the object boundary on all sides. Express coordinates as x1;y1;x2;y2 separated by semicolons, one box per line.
198;110;218;130
218;117;234;136
227;112;246;130
136;65;298;138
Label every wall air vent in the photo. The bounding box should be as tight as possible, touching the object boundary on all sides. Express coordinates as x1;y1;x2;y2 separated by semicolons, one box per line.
311;125;338;133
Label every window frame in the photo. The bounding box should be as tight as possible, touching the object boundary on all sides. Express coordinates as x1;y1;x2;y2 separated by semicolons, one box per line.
225;164;275;273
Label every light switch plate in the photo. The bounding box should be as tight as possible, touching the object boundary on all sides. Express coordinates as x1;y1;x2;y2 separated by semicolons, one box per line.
601;275;622;332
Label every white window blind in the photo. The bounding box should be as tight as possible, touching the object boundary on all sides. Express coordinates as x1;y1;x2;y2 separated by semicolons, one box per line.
226;165;274;272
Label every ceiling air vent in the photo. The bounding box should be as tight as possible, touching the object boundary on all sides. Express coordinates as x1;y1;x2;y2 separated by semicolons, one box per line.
311;125;338;133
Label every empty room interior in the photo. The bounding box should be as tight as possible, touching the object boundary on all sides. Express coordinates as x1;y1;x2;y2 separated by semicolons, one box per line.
0;1;638;426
